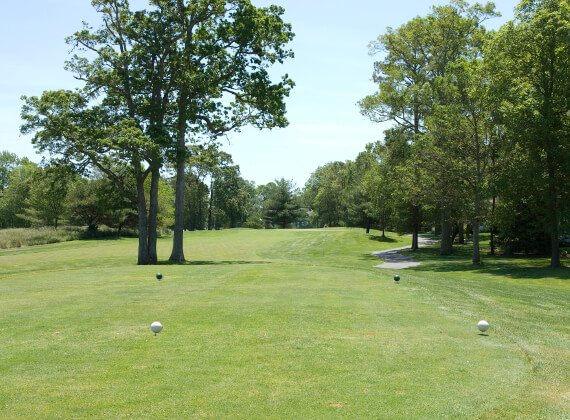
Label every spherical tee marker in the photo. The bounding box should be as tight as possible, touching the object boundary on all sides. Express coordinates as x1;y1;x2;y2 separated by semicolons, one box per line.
150;321;163;335
156;273;163;280
394;274;400;282
477;320;489;332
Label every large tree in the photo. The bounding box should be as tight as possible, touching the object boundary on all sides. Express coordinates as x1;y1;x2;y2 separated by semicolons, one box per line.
21;91;161;264
359;14;430;249
488;0;570;267
425;55;498;263
21;0;293;265
360;0;498;255
166;0;294;262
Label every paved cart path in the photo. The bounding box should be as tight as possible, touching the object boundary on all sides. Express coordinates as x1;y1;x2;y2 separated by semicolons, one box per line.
372;236;438;269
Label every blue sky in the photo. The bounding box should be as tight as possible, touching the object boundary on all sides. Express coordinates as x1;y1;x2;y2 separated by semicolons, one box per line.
1;0;519;188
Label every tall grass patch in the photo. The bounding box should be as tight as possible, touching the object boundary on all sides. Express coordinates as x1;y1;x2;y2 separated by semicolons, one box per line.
0;227;83;248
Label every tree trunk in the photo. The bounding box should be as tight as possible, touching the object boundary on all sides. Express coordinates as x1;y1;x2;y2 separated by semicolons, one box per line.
147;167;160;265
490;196;496;255
440;208;453;255
472;224;480;263
198;194;203;230
411;205;420;251
208;178;214;230
547;158;560;268
472;186;481;264
412;229;419;251
170;151;186;262
548;180;560;268
136;172;150;265
170;11;194;260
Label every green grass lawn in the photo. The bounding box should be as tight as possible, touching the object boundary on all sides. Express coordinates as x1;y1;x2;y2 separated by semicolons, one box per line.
0;228;568;418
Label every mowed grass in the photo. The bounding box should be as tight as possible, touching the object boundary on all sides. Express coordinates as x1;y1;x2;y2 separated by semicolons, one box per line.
0;228;568;418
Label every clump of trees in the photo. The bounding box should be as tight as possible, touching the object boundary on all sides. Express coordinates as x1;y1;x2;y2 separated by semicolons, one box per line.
0;149;307;237
302;0;569;268
5;0;568;269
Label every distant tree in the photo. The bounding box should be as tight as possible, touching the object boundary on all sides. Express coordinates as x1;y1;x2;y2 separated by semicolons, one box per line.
66;172;137;234
0;151;20;193
244;185;266;229
21;165;73;229
212;166;255;228
184;173;209;231
66;177;111;233
204;149;234;230
303;162;346;227
346;151;378;232
361;142;394;237
261;178;304;228
0;159;38;229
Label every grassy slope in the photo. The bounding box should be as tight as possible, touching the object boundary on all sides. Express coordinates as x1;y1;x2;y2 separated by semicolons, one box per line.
0;229;568;418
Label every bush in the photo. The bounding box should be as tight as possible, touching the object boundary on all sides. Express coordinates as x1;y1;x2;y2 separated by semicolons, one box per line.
494;201;550;255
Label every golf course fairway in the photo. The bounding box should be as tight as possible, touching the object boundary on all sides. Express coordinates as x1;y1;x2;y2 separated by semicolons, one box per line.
0;228;568;418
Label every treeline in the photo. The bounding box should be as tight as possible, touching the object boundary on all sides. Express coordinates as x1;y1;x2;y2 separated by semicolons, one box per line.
5;0;570;269
0;149;307;234
345;0;568;268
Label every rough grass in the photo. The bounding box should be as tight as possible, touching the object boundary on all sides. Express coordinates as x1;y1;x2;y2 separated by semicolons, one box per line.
0;227;84;248
0;228;568;418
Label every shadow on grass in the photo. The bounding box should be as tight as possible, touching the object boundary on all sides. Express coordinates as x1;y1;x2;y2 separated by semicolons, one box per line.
158;260;271;266
368;235;397;243
360;253;385;263
402;246;570;280
81;235;123;241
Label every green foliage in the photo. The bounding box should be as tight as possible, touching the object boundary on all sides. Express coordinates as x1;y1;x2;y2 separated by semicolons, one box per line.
66;173;137;234
0;159;38;229
21;0;295;264
303;162;347;227
487;0;570;266
0;151;20;192
212;167;255;229
357;0;569;264
261;178;305;228
184;173;209;231
20;165;74;229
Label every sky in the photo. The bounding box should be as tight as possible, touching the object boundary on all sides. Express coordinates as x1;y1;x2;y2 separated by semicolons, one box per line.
0;0;520;188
